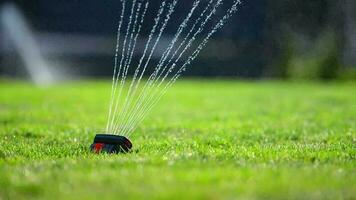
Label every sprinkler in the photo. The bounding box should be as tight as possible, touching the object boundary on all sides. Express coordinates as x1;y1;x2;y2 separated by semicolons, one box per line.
90;0;241;154
90;134;132;154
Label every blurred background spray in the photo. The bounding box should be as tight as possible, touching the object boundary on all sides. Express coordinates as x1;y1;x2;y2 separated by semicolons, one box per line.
0;0;355;85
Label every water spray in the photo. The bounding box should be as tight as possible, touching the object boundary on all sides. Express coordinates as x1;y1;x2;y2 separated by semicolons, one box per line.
91;0;241;154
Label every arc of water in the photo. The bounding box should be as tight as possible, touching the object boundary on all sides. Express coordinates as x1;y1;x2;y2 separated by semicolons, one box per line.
121;0;222;136
106;0;127;132
119;0;213;136
157;0;223;84
125;0;242;137
124;1;149;82
111;0;144;130
118;0;201;135
122;0;141;77
150;0;213;77
155;0;219;83
111;1;148;132
107;0;138;133
111;0;168;134
114;0;178;135
120;0;217;136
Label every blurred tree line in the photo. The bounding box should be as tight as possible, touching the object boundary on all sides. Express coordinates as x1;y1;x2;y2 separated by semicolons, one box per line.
1;0;355;80
263;0;356;80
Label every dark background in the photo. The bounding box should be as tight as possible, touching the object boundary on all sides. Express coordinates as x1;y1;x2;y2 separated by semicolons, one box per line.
0;0;355;81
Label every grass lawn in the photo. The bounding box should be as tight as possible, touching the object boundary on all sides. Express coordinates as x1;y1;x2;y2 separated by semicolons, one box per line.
0;79;355;199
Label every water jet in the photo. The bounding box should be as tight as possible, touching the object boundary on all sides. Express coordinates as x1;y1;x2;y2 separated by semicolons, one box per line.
90;0;241;154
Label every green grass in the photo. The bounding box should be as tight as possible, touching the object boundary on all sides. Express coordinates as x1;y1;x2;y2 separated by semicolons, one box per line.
0;79;355;199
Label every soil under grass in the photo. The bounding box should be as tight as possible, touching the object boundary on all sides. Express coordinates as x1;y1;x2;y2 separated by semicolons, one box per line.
0;79;355;199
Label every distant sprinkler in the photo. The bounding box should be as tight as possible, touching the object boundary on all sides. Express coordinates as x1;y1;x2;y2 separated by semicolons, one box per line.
0;3;54;86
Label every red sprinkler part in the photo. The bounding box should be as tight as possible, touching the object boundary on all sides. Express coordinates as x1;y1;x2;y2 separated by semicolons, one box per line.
90;134;132;154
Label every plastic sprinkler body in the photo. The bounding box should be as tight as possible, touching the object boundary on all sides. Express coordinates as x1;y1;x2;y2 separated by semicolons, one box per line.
90;134;132;154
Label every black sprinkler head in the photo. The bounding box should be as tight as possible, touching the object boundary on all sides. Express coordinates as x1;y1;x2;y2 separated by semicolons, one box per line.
90;134;132;154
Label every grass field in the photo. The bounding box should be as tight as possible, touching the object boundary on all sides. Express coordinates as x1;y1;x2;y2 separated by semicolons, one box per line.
0;79;355;199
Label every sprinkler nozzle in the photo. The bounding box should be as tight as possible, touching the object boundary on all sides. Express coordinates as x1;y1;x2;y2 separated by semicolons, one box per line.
90;134;132;154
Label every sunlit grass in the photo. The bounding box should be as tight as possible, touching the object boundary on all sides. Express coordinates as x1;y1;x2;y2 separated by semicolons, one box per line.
0;79;355;199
